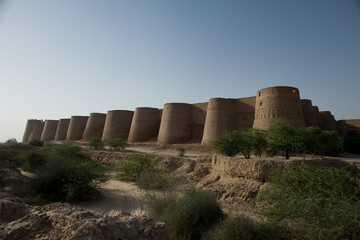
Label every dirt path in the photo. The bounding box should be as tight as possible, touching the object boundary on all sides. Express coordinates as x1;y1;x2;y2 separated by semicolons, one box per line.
76;179;146;216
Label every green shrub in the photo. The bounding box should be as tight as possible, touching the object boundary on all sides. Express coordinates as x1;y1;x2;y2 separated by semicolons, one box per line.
137;169;176;190
0;145;25;166
22;152;46;172
176;147;186;157
258;164;360;240
204;215;279;240
250;128;268;157
29;139;44;147
11;144;107;203
145;190;176;221
160;188;224;240
0;145;13;162
106;138;128;151
87;137;104;150
117;154;157;181
267;119;304;159
212;131;243;157
5;138;18;147
212;130;256;158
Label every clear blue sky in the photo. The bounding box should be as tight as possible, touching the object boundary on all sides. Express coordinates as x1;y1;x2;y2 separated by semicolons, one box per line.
0;0;359;142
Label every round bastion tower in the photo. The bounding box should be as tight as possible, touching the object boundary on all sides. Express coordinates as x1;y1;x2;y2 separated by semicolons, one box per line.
253;86;306;130
102;110;134;141
158;103;192;144
128;107;161;143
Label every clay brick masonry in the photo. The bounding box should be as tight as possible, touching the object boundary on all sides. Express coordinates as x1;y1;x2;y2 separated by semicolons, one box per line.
22;86;360;144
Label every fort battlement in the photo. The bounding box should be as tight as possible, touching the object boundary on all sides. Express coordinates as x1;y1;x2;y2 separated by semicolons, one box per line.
22;86;360;144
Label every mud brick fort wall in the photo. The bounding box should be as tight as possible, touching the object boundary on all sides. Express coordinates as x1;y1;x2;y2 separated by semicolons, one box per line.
22;86;360;144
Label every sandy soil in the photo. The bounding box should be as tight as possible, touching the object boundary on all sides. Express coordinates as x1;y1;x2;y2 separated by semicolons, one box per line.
76;179;146;216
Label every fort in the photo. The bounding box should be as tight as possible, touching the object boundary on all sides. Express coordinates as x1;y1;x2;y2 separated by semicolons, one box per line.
22;86;360;144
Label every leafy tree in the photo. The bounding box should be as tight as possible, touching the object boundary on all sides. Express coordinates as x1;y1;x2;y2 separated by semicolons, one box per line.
106;138;128;151
212;131;242;157
5;138;18;147
267;119;304;159
317;130;342;156
238;130;254;159
296;127;321;159
249;128;268;157
87;137;104;150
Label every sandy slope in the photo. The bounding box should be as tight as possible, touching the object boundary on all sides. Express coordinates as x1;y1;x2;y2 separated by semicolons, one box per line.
76;179;146;216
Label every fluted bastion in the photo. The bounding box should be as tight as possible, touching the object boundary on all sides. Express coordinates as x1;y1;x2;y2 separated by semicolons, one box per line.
253;86;306;130
202;98;237;144
236;97;256;131
312;106;324;129
28;121;45;141
102;110;134;141
301;99;318;127
158;103;193;144
22;119;42;142
320;111;338;132
41;120;59;141
128;108;161;143
82;113;107;141
54;118;70;141
66;116;89;141
191;102;208;142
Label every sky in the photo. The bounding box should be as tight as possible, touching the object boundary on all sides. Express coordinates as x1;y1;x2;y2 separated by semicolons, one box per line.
0;0;359;142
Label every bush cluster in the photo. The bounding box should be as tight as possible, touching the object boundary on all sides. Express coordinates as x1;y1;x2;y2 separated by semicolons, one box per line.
29;139;44;147
213;119;342;159
147;188;224;240
258;164;360;240
87;137;128;151
117;153;157;181
11;144;107;203
204;214;278;240
106;138;128;151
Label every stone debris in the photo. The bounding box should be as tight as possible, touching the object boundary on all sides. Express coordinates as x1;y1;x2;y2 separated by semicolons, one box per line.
0;190;170;240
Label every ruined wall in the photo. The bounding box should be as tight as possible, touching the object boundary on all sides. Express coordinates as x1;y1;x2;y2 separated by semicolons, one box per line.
320;111;338;132
102;110;134;141
22;119;42;142
158;103;193;144
191;102;208;142
202;98;237;144
82;113;107;141
128;107;161;143
28;121;45;141
66;116;89;141
40;120;59;141
253;86;306;130
301;99;318;127
54;118;70;141
337;119;360;136
236;97;256;131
